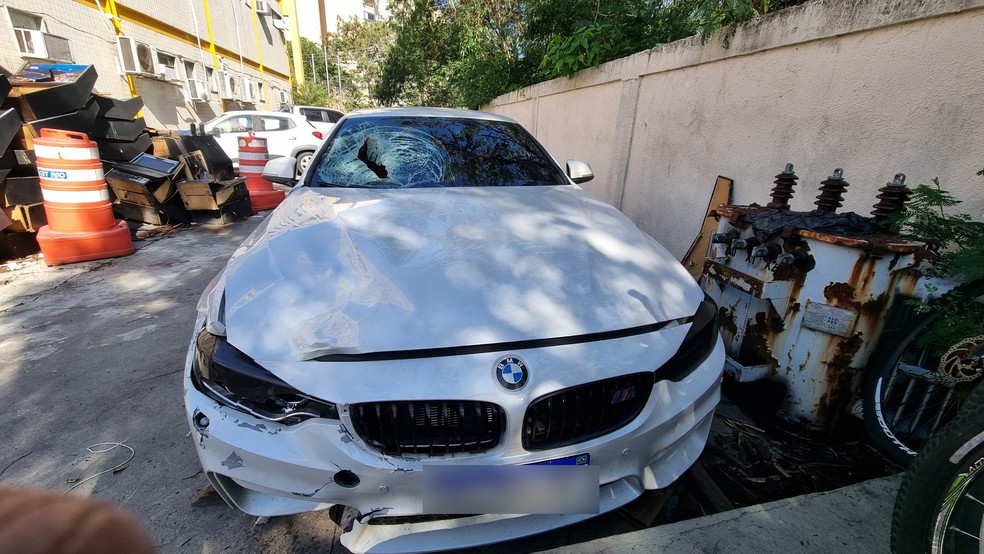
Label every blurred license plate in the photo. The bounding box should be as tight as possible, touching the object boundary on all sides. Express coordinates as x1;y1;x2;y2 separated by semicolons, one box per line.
423;455;598;514
529;453;589;466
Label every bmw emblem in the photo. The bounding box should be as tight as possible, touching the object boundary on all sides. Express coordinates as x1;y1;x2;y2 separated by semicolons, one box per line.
495;357;529;390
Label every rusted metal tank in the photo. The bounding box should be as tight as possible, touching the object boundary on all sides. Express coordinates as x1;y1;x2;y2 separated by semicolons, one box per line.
700;167;934;430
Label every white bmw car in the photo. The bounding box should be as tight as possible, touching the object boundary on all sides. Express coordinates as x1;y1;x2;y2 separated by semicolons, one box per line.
184;108;724;553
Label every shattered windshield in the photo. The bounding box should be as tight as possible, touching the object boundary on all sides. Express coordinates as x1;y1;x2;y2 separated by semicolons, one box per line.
310;116;568;188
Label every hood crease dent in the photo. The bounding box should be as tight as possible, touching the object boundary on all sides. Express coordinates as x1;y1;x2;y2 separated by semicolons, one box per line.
224;188;701;362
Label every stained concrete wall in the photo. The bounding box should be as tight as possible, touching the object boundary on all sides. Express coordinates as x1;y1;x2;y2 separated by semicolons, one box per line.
485;0;984;259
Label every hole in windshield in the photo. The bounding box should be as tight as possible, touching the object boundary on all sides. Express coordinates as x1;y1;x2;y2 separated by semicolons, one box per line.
310;116;567;189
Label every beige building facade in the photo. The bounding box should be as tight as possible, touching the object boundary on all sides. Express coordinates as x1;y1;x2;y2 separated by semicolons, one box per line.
0;0;293;129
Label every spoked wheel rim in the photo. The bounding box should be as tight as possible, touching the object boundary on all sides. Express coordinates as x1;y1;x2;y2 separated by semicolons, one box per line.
876;335;982;459
933;459;984;553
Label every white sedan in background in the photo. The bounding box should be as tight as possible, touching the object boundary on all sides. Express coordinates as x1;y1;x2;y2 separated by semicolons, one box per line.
203;110;325;178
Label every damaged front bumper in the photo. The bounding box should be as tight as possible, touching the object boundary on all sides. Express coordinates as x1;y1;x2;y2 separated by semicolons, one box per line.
183;316;723;553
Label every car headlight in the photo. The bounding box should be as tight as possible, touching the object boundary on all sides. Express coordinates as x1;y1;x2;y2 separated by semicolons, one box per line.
191;328;339;424
656;294;721;382
196;270;227;336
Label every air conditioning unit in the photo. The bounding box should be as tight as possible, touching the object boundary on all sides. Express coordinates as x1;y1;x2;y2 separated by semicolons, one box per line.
254;0;270;15
249;80;261;103
116;36;161;77
240;77;253;103
218;71;239;100
15;29;73;62
277;89;289;104
272;16;290;32
187;79;209;101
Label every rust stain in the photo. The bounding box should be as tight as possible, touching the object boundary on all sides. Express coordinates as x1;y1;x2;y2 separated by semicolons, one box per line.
824;282;856;306
814;333;865;431
861;293;889;314
896;271;922;298
718;305;738;338
705;260;765;298
736;311;779;371
794;229;871;249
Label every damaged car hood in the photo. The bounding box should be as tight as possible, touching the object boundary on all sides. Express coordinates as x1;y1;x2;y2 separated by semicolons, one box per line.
223;187;701;362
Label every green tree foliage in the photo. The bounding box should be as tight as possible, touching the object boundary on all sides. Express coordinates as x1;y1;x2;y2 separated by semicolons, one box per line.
289;22;394;110
291;80;329;107
328;17;395;110
377;0;808;108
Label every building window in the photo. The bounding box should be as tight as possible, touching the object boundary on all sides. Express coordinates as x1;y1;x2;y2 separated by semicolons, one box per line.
364;11;376;21
157;52;179;81
184;60;198;80
205;67;217;92
8;8;73;62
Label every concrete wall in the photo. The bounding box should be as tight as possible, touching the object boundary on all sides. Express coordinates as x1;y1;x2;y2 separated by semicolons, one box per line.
485;0;984;259
0;0;292;130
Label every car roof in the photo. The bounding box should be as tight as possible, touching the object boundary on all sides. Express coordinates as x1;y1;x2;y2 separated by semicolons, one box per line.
293;106;343;112
344;107;517;124
219;110;304;117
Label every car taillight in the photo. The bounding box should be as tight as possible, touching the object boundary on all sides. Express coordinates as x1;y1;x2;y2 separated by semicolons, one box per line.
312;131;324;139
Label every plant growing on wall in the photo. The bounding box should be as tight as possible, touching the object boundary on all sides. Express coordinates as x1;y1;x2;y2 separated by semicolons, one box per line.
886;174;984;353
377;0;810;107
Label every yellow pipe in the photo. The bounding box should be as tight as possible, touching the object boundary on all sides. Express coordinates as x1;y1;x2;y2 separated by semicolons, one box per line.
201;0;220;68
102;0;139;102
72;0;291;81
249;0;269;108
281;0;303;85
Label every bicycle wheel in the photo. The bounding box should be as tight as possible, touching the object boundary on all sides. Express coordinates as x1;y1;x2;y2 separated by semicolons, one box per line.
892;383;984;554
862;310;978;467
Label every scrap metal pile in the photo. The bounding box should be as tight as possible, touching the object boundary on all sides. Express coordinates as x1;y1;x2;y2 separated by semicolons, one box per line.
0;63;257;263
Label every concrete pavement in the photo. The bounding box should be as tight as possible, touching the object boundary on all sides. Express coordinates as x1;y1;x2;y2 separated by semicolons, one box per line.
540;476;899;553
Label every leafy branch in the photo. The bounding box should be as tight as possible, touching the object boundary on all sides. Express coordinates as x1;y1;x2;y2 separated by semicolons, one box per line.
887;175;984;353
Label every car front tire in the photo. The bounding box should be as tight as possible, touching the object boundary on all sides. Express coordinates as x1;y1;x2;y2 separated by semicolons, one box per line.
295;151;313;180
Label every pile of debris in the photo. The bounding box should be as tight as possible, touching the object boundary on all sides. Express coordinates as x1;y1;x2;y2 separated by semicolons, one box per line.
0;63;261;263
106;131;251;226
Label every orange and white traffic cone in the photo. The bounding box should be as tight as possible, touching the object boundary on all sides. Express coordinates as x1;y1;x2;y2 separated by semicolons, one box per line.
34;129;133;265
238;132;284;211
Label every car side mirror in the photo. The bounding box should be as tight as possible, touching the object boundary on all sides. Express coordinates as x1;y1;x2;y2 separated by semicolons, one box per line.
262;157;297;186
566;160;594;184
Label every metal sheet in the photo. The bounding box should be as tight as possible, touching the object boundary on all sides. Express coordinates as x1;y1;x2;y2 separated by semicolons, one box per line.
9;63;97;120
90;94;143;120
0;108;22;153
802;301;858;337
